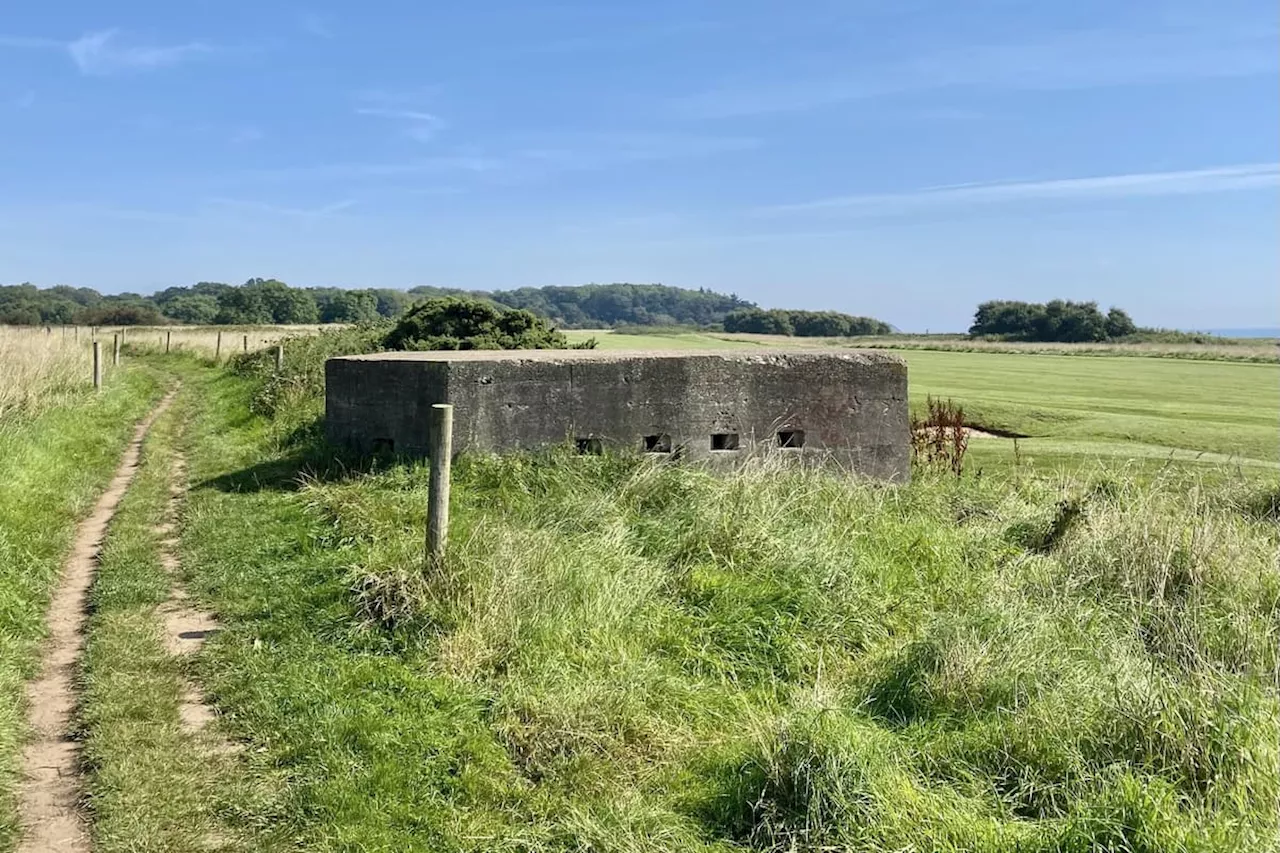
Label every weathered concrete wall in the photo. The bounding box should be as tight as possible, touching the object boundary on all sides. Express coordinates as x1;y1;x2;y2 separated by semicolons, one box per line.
325;350;909;481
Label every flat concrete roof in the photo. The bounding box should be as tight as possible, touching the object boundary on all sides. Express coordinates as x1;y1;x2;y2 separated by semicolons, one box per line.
332;348;905;364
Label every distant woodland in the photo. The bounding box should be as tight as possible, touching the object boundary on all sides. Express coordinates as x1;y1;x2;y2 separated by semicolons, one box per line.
2;279;1158;343
0;280;891;335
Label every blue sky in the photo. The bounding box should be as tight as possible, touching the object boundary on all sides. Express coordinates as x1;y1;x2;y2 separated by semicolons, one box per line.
1;1;1276;331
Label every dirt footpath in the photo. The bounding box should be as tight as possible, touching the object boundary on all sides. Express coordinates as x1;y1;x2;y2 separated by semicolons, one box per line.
15;390;176;853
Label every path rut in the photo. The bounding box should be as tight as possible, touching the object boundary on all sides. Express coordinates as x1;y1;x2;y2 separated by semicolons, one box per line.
154;447;227;746
15;389;176;853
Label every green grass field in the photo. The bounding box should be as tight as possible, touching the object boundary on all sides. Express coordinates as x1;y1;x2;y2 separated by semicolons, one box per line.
155;356;1280;851
908;350;1278;472
568;331;1280;475
2;337;1278;852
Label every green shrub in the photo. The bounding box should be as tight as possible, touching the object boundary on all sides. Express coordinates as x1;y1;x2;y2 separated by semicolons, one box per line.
384;297;593;351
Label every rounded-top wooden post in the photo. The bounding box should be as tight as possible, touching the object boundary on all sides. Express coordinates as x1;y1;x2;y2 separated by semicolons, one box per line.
427;404;454;570
112;333;120;366
92;342;102;391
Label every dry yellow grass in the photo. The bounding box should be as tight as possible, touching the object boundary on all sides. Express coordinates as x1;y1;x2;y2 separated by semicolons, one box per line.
0;324;338;419
0;325;96;418
102;324;334;358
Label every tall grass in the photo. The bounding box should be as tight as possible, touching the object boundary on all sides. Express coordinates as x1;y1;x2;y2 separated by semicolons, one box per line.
112;324;335;358
197;412;1279;850
0;326;92;419
147;338;1279;849
0;323;325;421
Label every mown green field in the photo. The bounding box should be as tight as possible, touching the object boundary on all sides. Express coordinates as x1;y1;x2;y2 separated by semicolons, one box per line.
567;331;1280;475
908;350;1278;472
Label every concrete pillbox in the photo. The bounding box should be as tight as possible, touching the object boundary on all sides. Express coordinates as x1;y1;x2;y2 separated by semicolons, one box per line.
325;349;909;481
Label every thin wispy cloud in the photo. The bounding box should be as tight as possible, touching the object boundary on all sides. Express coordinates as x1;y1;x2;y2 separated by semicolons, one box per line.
243;131;759;185
68;29;214;75
4;28;221;75
758;164;1280;216
245;156;502;182
675;22;1279;118
355;92;446;142
514;132;762;172
355;107;442;123
207;197;357;218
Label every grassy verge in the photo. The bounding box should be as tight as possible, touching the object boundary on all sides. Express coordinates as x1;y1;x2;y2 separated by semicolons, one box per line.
174;357;1280;851
78;388;266;852
0;366;164;850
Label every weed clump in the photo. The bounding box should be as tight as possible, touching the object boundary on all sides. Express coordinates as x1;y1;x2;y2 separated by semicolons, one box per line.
912;396;970;476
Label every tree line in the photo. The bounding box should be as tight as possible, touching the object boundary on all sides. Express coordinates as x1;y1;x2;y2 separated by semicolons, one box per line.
0;280;762;328
723;308;892;337
0;280;414;327
968;300;1138;342
406;283;756;329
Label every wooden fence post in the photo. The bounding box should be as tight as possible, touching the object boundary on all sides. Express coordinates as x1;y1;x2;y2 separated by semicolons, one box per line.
112;333;120;366
275;344;284;371
242;334;248;353
92;342;102;391
215;331;222;361
427;404;454;570
165;330;172;353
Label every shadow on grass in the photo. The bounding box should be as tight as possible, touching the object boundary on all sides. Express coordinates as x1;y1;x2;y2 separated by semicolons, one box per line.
1243;485;1280;522
195;419;405;493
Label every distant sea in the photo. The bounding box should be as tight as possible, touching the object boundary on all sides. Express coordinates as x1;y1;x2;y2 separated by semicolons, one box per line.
1206;328;1280;338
